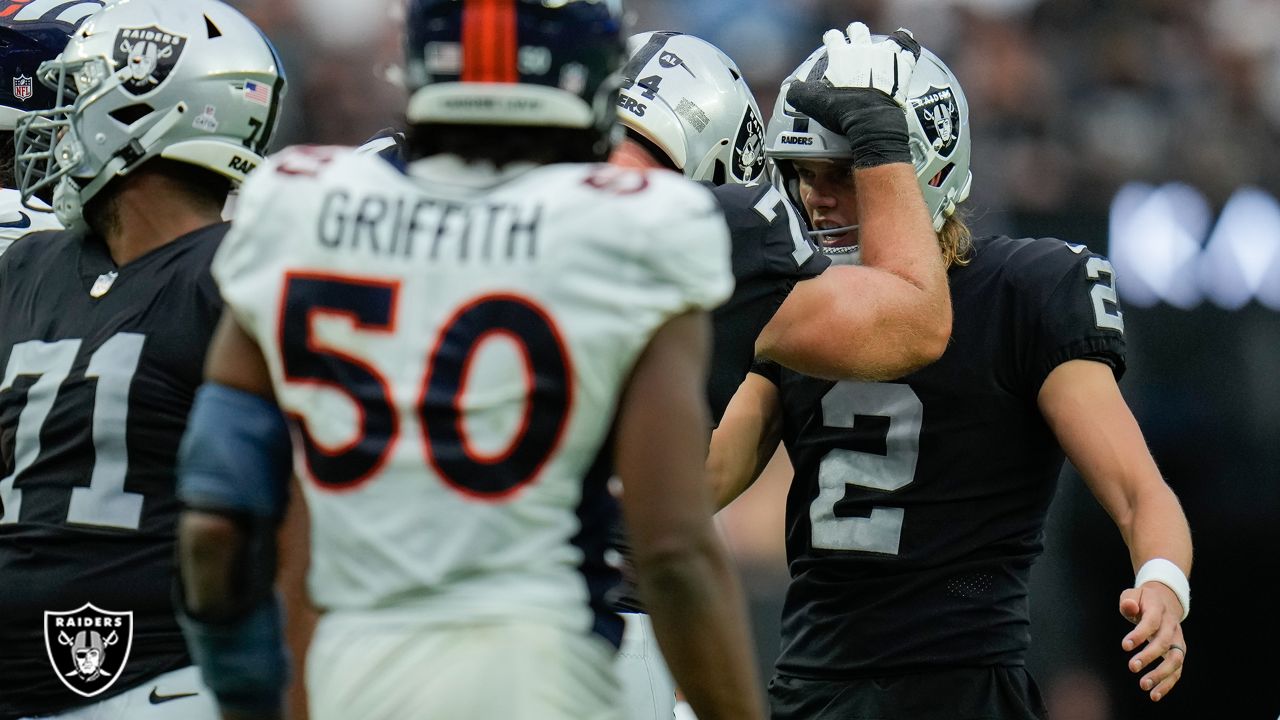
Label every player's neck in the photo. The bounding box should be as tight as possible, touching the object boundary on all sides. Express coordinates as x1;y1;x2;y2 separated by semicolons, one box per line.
98;175;223;267
609;138;670;171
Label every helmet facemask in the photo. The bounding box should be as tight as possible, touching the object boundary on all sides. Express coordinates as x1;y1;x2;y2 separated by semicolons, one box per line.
765;40;973;239
13;0;286;228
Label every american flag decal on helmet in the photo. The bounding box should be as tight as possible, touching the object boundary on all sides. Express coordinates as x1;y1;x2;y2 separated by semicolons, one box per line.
244;80;271;106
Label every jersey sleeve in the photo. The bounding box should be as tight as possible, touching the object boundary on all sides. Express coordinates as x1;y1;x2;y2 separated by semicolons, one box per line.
710;181;829;285
632;174;735;316
1013;240;1127;393
749;357;784;386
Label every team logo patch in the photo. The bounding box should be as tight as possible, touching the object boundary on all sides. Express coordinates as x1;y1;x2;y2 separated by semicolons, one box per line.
44;603;133;698
732;107;765;183
113;25;187;95
911;85;960;157
12;74;34;102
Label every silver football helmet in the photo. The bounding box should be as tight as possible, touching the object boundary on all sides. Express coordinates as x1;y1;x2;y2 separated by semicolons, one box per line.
765;38;972;232
14;0;286;226
618;32;766;184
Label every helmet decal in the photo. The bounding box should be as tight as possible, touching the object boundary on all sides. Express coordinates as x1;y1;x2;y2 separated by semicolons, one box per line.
911;85;959;158
618;32;765;185
112;26;188;95
732;105;764;182
12;74;34;101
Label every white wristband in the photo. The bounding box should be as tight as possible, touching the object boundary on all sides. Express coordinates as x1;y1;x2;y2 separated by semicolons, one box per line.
1134;558;1190;621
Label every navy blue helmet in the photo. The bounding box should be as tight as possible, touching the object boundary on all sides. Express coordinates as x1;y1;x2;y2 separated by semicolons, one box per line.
0;0;104;130
403;0;625;149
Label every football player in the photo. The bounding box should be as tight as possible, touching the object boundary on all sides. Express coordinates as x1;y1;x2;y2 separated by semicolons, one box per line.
0;1;285;718
174;2;763;720
607;30;952;720
0;0;104;256
710;25;1193;719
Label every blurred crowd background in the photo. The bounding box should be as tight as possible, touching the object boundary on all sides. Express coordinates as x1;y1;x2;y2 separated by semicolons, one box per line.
227;1;1280;718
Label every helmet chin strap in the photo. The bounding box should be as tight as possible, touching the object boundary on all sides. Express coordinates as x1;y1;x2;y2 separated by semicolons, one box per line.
807;224;859;239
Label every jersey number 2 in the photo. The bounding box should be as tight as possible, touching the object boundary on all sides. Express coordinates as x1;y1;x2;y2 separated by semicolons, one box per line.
1;334;146;530
280;274;572;499
811;381;922;555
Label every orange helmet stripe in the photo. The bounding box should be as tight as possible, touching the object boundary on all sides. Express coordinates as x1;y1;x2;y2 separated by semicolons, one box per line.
462;0;518;83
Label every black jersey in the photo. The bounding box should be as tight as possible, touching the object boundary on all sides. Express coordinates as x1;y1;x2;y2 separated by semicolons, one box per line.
0;225;225;717
611;181;828;613
704;181;830;421
756;235;1126;678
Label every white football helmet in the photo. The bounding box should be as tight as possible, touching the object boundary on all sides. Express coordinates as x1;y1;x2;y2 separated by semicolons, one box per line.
765;38;972;232
14;0;286;226
618;31;766;185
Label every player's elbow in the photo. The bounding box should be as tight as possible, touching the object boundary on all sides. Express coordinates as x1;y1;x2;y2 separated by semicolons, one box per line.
631;527;720;580
886;293;952;377
912;311;953;368
177;511;246;619
631;529;726;605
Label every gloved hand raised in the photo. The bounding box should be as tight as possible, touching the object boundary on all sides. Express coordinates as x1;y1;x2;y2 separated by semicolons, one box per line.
786;23;921;168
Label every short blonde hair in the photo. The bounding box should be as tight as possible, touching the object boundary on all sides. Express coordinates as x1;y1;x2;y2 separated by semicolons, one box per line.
939;209;973;269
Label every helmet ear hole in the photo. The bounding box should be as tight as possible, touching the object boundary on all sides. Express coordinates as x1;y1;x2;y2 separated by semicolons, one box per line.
929;163;954;188
109;104;155;126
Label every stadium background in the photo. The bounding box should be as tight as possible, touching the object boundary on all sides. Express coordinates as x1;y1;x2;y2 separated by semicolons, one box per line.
227;0;1280;717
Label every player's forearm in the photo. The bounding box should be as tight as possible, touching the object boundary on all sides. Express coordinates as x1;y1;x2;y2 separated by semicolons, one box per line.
854;162;952;350
178;511;248;618
707;376;781;510
855;163;945;290
634;532;765;720
1117;482;1193;576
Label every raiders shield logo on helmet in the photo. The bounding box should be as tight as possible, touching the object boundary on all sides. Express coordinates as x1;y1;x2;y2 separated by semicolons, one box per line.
912;85;960;158
44;603;134;698
12;75;34;102
112;25;188;95
732;106;765;183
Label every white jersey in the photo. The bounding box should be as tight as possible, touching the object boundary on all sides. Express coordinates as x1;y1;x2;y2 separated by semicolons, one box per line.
0;189;61;258
214;147;732;641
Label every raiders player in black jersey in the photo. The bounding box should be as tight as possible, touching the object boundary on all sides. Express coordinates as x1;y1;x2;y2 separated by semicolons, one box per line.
608;29;952;720
711;27;1193;719
0;2;285;718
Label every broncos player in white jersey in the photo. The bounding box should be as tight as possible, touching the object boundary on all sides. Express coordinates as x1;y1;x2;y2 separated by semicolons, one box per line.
174;2;764;720
0;1;104;256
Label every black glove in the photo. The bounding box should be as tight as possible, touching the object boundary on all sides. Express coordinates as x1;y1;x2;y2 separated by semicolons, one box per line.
786;27;922;168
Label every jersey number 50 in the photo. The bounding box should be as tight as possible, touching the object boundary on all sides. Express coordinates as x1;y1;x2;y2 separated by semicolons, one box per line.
279;273;572;499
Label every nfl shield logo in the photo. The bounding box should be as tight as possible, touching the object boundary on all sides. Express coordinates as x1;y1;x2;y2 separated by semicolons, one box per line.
12;75;34;102
44;603;134;698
